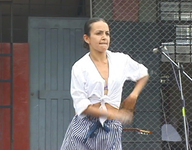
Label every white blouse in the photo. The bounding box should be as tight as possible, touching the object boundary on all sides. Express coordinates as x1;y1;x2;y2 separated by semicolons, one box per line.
70;50;148;123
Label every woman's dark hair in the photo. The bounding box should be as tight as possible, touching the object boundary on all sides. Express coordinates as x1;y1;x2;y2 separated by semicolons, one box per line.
83;17;108;50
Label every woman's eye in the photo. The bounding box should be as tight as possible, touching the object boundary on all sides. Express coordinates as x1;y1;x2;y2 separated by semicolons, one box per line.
95;31;110;36
96;32;102;35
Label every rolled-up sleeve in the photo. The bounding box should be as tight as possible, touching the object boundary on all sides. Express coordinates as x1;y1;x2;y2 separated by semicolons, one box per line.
70;66;91;115
125;55;148;82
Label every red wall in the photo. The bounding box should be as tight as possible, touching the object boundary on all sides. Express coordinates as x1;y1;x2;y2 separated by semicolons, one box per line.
113;0;139;22
0;43;30;150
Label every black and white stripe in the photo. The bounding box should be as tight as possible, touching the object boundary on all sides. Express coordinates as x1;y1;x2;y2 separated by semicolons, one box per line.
60;115;122;150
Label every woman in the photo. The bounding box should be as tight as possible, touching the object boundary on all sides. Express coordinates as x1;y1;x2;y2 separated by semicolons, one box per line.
60;17;149;150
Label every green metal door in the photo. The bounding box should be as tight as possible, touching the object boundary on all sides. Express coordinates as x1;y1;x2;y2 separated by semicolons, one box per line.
28;17;88;150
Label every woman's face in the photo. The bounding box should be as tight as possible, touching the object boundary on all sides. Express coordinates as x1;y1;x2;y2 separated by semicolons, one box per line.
84;21;110;53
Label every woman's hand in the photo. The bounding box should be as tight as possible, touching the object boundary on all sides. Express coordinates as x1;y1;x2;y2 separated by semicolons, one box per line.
107;108;134;124
115;109;134;124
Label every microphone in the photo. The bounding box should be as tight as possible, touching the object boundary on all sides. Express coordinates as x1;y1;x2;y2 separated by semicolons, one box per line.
153;46;167;53
153;48;159;53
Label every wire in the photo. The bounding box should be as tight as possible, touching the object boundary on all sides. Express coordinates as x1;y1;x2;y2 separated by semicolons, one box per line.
160;88;172;150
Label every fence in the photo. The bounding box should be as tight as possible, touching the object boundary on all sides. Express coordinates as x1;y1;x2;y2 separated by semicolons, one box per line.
92;0;192;149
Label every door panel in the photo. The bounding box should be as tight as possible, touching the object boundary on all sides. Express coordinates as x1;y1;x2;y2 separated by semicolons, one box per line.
28;17;88;150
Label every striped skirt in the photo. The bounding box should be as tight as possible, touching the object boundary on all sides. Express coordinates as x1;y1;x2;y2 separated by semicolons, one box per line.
60;115;122;150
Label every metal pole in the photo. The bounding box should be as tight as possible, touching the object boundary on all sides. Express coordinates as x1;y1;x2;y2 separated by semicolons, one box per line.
10;2;14;150
177;63;189;150
90;0;93;18
0;5;2;43
0;4;3;150
0;1;14;150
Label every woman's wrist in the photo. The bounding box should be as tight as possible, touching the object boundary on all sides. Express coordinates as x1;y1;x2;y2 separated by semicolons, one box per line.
127;108;135;113
106;110;116;119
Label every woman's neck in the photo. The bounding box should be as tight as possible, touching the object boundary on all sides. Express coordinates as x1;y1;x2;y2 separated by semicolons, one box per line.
89;51;107;63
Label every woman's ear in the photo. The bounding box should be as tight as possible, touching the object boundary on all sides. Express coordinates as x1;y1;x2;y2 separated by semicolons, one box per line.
83;34;89;44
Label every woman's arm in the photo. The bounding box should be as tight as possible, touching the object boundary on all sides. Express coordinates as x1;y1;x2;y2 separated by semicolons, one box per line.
121;75;149;110
83;104;132;124
82;105;108;118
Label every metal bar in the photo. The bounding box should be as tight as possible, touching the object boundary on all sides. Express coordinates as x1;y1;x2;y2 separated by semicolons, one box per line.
0;5;3;150
0;0;12;1
0;5;2;43
90;0;92;18
0;0;12;4
0;79;12;82
0;2;12;4
0;105;12;108
0;53;12;56
10;2;14;150
0;1;14;150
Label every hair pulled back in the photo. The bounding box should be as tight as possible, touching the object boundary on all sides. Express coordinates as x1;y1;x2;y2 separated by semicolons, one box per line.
83;17;108;50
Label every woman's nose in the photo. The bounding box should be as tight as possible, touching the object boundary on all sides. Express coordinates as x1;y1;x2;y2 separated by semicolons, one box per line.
102;33;108;39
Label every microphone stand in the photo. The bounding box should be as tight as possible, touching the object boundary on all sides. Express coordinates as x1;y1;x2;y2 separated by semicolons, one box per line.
156;46;192;150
